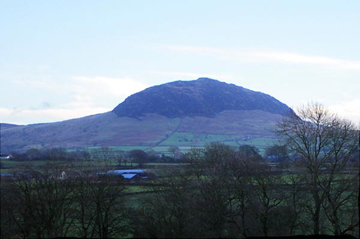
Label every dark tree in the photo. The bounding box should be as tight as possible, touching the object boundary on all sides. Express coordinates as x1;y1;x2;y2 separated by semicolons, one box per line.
188;143;266;237
238;145;262;160
25;148;42;160
264;144;290;167
129;149;149;166
4;165;76;238
276;103;358;235
132;168;196;238
73;172;128;238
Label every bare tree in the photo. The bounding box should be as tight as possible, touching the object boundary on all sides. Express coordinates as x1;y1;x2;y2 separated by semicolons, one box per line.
187;144;236;238
1;177;21;238
264;144;290;168
276;103;358;235
91;146;116;167
187;143;268;238
321;167;359;235
251;163;284;237
1;163;129;239
283;170;309;235
5;165;76;238
132;167;196;238
73;170;128;238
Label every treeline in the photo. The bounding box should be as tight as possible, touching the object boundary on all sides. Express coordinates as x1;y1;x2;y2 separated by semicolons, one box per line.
133;143;358;238
7;146;186;164
9;148;91;161
1;142;358;238
1;165;128;238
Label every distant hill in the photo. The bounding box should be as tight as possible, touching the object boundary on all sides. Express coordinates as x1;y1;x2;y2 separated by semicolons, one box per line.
1;78;294;153
1;123;21;130
113;78;293;118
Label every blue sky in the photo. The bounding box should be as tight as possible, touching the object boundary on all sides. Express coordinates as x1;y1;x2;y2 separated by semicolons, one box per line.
1;0;359;124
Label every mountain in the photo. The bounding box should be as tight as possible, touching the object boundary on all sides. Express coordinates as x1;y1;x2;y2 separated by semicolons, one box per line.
1;123;21;130
113;78;291;118
1;78;294;153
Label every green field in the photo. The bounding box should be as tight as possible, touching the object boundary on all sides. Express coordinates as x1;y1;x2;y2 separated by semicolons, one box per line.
156;132;276;153
70;145;152;152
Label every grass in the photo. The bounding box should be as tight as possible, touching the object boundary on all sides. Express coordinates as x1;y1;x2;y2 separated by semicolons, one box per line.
64;136;277;156
237;136;277;151
0;158;189;174
159;132;239;146
145;162;188;166
0;159;68;173
72;145;151;152
157;132;277;153
124;185;151;193
1;135;278;173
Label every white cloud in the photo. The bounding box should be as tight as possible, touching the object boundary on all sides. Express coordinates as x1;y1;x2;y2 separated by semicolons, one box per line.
328;99;360;124
69;76;149;110
0;106;111;125
0;108;13;117
12;76;149;105
164;45;360;70
2;76;149;124
72;76;148;99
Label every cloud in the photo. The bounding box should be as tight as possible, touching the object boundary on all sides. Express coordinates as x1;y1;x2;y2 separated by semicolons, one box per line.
164;45;360;70
70;76;149;109
2;76;149;124
0;106;111;125
328;98;360;124
72;76;148;99
0;108;13;116
12;76;149;104
30;102;52;110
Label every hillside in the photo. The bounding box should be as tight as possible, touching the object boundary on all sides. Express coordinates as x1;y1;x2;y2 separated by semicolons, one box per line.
113;78;292;118
1;123;21;130
1;78;293;153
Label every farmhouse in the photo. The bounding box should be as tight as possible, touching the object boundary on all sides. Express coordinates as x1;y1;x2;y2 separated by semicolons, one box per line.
0;154;13;160
106;169;148;180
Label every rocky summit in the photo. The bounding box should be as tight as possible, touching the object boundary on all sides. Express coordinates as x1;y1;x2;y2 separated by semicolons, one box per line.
112;78;293;118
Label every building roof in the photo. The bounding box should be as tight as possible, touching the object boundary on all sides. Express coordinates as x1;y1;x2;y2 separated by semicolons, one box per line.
0;154;13;158
107;169;145;174
122;174;138;179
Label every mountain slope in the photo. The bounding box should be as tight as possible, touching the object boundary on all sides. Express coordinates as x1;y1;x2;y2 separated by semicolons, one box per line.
1;123;21;130
1;78;293;153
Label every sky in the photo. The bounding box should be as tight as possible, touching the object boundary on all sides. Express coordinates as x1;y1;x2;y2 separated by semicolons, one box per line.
1;0;359;125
